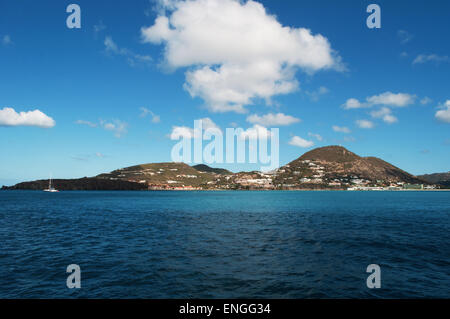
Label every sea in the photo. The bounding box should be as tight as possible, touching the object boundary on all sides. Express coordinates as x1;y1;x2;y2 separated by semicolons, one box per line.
0;190;449;298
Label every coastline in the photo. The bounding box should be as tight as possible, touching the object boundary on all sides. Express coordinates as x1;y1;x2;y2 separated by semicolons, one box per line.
2;188;449;192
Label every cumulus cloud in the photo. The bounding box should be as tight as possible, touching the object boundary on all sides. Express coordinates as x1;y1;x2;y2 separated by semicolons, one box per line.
342;98;365;109
332;125;351;133
0;107;55;128
356;119;375;129
381;114;398;124
369;107;390;119
413;54;449;65
246;112;300;126
141;0;343;113
200;117;221;132
170;118;221;140
343;92;415;109
289;136;314;148
170;125;195;139
104;36;152;67
170;120;272;141
370;107;398;124
435;100;450;123
239;124;274;140
366;92;415;107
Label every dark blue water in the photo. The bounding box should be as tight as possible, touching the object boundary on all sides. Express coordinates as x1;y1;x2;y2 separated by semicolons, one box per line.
0;190;449;298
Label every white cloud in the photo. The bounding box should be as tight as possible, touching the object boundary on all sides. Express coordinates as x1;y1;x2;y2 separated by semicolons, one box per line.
2;35;12;46
104;36;152;67
100;120;128;138
170;126;195;139
141;0;343;113
342;98;365;109
200;117;221;131
332;125;351;133
420;97;432;105
308;132;323;141
413;54;449;65
75;120;98;127
343;92;415;109
370;107;398;124
382;114;398;124
140;107;161;123
170;118;221;140
239;124;273;140
171;119;272;141
366;92;415;107
288;136;314;148
0;107;55;128
356;119;375;129
152;0;179;14
246;112;300;126
370;107;391;118
435;100;450;123
397;30;413;44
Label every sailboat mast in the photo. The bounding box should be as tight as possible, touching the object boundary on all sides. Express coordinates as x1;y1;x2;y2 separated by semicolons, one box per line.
44;173;58;192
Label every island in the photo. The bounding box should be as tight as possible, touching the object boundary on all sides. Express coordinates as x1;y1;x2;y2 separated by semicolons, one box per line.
2;146;446;191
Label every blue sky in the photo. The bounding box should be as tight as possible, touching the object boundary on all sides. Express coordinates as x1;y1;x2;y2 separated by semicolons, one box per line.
1;0;449;185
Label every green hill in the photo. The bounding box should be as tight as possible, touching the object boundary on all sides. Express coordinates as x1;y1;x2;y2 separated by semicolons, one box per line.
192;164;232;175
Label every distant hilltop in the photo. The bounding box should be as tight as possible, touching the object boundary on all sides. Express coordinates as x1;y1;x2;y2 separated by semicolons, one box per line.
417;172;450;188
282;146;424;185
192;164;232;175
2;145;445;191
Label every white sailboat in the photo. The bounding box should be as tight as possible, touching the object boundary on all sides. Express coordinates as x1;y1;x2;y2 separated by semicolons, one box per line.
44;175;59;192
